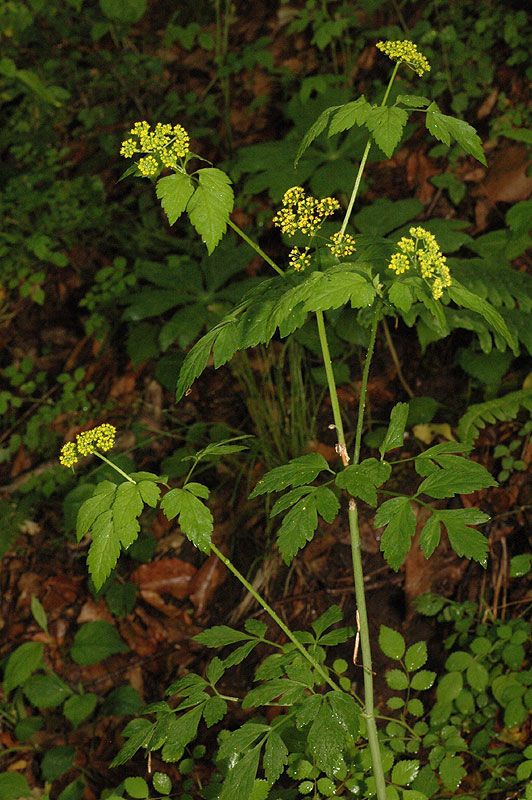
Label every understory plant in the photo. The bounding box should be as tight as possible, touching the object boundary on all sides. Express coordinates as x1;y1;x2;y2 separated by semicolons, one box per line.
50;39;531;799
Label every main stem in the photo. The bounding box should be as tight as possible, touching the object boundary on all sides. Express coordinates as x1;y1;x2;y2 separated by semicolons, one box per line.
317;303;386;800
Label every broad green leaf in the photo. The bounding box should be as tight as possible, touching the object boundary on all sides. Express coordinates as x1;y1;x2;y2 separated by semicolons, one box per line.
504;697;528;728
277;496;318;564
243;678;304;708
302;269;376;313
111;720;154;766
437;508;489;567
327;692;359;740
426;103;486;166
250;453;331;497
124;777;149;799
152;773;172;795
328;96;372;136
138;480;161;507
438;754;466;791
449;281;516;350
4;642;43;694
365;106;408;158
23;673;73;708
311;605;343;638
308;698;345;778
354;197;423;236
466;660;489;692
187;168;234;255
194;625;249;647
386;669;408;690
294;104;343;166
41;745;77;781
379;625;405;660
417;458;496;498
445;650;472;671
296;694;323;728
264;731;288;784
113;481;143;530
244;619;268;638
63;693;98;727
0;773;32;800
510;553;532;577
405;641;428;672
87;509;121;590
418;513;441;559
156;172;194;225
336;458;391;505
389;281;414;313
391;760;420;786
436;671;463;704
203;695;227;726
218;723;269;760
76;481;116;541
31;595;48;633
70;621;128;665
314;486;340;522
379;403;409;458
271;486;313;515
220;745;262;800
396;95;430;108
375;496;417;571
160;488;213;553
174;328;218;401
410;670;436;691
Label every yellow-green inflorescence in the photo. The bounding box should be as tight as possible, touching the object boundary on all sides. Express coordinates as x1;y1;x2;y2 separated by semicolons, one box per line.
274;187;355;270
376;40;431;77
120;121;190;177
59;424;117;468
388;226;451;299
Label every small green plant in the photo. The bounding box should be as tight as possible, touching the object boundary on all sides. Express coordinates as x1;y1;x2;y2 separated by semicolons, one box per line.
0;596;142;800
492;418;532;482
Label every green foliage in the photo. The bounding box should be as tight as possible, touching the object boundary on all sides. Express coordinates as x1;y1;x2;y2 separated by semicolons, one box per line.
457;389;532;446
0;598;140;796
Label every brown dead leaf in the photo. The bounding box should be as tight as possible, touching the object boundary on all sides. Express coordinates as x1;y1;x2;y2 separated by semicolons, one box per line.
189;553;227;616
133;557;197;600
109;373;136;398
77;598;114;625
476;88;499;120
472;144;532;204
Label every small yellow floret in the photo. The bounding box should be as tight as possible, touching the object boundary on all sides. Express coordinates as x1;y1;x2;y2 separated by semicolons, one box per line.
376;40;431;76
288;246;312;271
59;442;78;468
327;231;356;257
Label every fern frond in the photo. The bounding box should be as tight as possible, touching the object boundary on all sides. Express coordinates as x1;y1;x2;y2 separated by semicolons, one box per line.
458;389;532;445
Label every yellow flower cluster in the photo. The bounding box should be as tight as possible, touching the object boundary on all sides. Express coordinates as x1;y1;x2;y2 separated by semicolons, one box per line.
120;121;190;176
273;186;340;238
388;226;451;299
288;246;312;271
327;231;356;258
376;40;431;77
59;424;117;468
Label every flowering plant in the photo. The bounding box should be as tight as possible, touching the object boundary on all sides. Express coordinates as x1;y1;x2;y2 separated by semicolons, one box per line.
63;39;521;800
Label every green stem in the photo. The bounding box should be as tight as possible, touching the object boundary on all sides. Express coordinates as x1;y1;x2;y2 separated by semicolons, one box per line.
209;542;340;693
227;219;285;278
353;301;382;467
316;299;387;800
347;301;386;800
95;452;136;483
315;310;348;464
340;63;400;237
